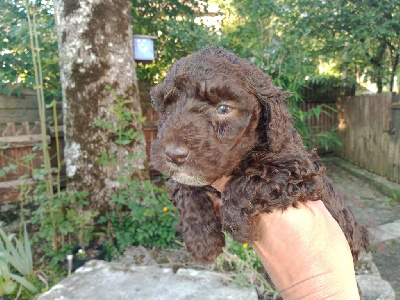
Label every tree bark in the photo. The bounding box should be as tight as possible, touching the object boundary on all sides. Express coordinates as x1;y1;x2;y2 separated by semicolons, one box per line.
389;49;399;93
53;0;147;211
368;41;387;93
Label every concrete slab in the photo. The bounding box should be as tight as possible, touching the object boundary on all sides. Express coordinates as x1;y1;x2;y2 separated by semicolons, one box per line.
38;260;258;300
355;251;381;277
369;219;400;243
357;275;396;300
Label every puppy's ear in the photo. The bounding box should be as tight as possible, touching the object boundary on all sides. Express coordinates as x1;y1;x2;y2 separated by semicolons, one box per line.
250;75;300;152
150;82;167;113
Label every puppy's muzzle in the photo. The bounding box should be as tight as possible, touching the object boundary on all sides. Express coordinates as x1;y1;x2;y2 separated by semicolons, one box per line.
165;144;189;166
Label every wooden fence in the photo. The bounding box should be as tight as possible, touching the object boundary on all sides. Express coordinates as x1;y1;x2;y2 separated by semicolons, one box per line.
138;82;158;168
0;91;64;202
0;84;156;202
335;93;400;183
0;88;41;127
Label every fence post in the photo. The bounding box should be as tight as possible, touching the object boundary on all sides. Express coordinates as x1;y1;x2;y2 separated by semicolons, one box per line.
388;93;400;182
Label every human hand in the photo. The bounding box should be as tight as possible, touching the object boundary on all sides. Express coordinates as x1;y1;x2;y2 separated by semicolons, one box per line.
212;179;360;300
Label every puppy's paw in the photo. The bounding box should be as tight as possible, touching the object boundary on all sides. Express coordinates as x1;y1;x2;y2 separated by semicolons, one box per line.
168;181;225;263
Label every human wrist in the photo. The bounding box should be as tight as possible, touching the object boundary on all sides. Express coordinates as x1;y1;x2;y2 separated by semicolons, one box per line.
250;201;359;299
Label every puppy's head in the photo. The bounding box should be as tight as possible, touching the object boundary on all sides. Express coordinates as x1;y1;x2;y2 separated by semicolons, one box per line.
150;46;297;186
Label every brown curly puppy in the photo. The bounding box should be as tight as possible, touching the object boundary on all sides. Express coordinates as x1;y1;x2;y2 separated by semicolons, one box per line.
150;45;369;264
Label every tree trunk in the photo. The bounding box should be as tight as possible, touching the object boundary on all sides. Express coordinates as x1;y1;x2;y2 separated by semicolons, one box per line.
53;0;147;211
390;52;399;93
376;73;383;94
369;41;387;93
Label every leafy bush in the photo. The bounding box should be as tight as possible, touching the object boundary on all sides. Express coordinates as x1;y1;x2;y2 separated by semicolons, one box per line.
292;103;342;150
30;189;100;264
215;234;262;272
272;74;342;151
98;180;178;252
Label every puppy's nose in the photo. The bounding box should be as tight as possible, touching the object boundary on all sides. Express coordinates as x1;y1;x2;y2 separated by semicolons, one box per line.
165;145;189;166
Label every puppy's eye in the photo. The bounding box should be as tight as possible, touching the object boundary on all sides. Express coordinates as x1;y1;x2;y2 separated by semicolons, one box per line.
216;105;232;115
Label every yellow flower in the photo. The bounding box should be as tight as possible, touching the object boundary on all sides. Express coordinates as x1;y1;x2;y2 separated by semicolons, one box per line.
163;206;168;212
243;243;248;248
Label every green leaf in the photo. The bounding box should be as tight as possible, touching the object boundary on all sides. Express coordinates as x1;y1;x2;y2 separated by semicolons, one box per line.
21;153;37;163
0;223;33;276
10;273;37;293
0;142;10;150
116;139;131;145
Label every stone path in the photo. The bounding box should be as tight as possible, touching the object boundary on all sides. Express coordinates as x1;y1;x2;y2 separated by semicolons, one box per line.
325;157;400;298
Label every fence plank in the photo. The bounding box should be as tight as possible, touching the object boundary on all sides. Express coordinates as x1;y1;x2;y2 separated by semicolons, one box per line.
388;94;400;182
0;98;38;109
335;93;398;183
0;110;41;124
0;135;47;148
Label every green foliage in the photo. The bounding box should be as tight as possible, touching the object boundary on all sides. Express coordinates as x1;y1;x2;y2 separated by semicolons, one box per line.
0;164;17;178
75;249;86;259
291;102;341;151
295;0;400;92
213;234;277;296
0;224;33;276
269;74;341;150
305;74;356;93
98;180;178;252
9;264;67;299
217;0;315;81
223;235;262;271
102;240;118;262
93;152;116;167
0;223;38;295
132;0;219;84
0;142;20;178
92;85;145;146
216;0;399;92
0;261;17;296
30;189;100;263
0;0;61;101
389;189;400;205
1;0;218;98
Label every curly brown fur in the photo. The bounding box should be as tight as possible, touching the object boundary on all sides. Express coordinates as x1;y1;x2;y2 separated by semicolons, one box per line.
150;45;369;264
167;181;225;263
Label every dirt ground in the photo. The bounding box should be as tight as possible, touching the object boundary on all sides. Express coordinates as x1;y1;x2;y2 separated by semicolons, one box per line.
324;158;400;297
